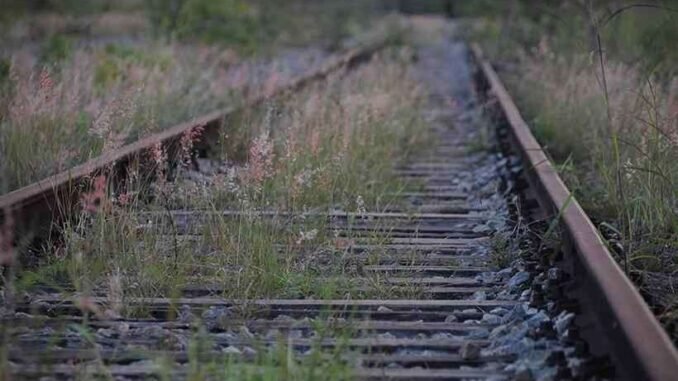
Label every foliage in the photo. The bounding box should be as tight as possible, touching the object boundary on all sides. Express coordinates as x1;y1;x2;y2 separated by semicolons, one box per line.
459;0;678;78
144;0;387;53
145;0;258;51
40;34;73;63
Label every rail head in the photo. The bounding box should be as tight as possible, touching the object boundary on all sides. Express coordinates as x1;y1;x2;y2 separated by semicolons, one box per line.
470;43;678;381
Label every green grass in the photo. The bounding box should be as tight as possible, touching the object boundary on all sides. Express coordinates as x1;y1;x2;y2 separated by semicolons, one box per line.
4;318;360;381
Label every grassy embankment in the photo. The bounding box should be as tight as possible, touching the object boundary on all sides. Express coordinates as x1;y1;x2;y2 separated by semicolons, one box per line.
458;0;678;337
0;0;393;194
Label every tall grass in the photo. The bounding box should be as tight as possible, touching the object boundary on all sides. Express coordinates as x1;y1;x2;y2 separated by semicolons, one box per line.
15;49;430;307
0;2;401;195
0;43;292;193
463;2;678;280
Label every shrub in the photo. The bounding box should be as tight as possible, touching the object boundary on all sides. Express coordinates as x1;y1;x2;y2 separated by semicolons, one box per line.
41;34;72;63
145;0;258;51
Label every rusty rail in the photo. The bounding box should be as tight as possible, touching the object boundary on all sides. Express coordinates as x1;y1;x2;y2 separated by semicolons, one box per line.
471;43;678;381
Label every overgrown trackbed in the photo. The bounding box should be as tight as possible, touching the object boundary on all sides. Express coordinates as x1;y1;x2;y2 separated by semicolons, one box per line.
2;19;678;381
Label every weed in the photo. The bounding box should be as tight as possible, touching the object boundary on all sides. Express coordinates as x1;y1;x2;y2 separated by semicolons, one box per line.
489;232;512;269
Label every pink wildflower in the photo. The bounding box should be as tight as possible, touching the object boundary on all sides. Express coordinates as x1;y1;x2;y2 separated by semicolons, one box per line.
246;132;275;187
39;69;54;94
179;125;205;167
149;142;169;193
151;142;167;167
117;192;132;206
309;130;321;156
81;175;107;213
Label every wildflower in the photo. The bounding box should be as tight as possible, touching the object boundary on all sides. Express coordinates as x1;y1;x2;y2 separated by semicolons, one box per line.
38;68;54;95
90;87;140;152
115;192;133;207
150;142;168;184
296;228;318;245
246;131;275;188
179;125;205;167
356;195;367;214
81;175;107;213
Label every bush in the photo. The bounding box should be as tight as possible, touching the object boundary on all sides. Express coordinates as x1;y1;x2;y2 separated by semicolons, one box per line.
145;0;258;51
41;34;72;63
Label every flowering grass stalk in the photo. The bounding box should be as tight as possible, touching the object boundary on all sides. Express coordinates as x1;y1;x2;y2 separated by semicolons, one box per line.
15;46;429;308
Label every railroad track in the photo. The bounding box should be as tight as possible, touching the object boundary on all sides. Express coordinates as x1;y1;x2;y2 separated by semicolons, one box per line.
2;22;678;381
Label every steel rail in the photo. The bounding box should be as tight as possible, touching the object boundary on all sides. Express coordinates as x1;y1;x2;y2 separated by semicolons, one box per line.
0;40;386;240
471;43;678;381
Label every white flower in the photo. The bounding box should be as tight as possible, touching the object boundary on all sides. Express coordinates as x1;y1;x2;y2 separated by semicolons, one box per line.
296;228;318;244
623;159;635;180
356;195;367;214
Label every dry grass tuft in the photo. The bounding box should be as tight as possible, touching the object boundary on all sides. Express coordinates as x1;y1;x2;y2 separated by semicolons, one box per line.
0;42;327;193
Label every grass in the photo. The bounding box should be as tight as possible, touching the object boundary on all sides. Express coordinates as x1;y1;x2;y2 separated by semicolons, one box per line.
0;1;400;194
2;44;432;377
0;40;284;192
461;0;678;339
6;317;360;381
12;48;432;307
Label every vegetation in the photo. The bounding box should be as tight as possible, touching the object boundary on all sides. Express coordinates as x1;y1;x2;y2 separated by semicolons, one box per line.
0;5;429;374
0;0;395;194
14;49;430;307
1;41;430;375
459;0;678;335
